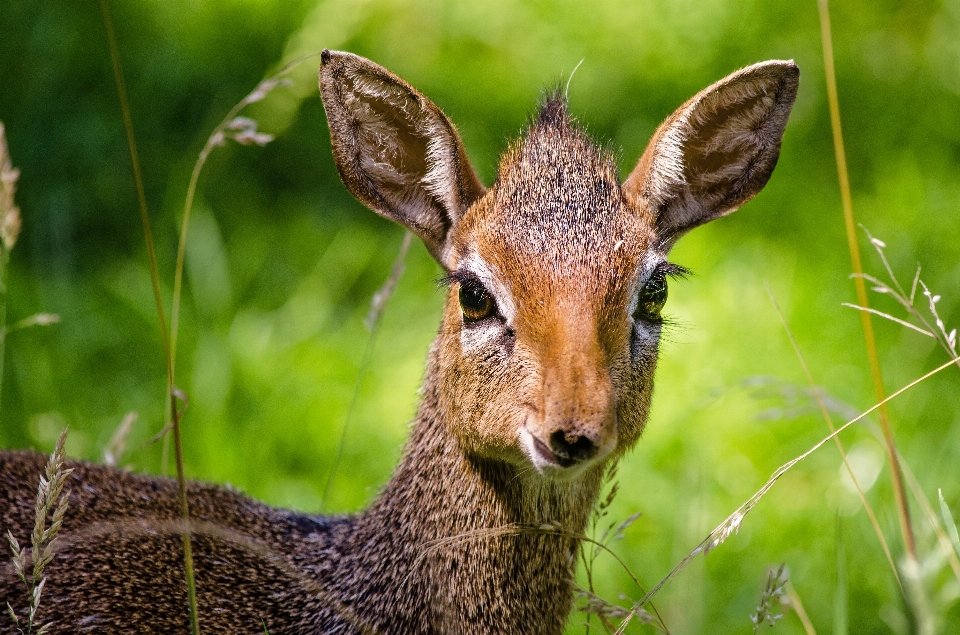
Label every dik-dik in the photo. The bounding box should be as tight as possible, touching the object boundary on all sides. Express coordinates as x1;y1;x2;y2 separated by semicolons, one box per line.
1;51;798;633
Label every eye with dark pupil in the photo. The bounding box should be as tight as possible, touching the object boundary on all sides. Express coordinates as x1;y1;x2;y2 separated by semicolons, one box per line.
635;273;668;320
459;282;495;321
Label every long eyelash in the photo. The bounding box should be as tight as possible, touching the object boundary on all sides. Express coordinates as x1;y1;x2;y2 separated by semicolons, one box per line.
661;262;692;279
437;272;458;289
658;314;690;345
437;270;485;289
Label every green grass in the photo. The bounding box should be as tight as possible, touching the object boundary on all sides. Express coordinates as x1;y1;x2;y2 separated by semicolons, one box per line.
1;0;959;633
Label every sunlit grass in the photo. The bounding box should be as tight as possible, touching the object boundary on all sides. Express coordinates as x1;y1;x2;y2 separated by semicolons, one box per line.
1;0;959;633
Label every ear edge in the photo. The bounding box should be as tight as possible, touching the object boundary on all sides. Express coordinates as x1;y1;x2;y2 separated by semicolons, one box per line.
624;60;800;250
319;51;404;228
318;50;486;263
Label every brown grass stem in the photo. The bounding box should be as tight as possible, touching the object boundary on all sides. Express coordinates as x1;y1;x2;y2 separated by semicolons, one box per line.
765;285;903;593
613;356;956;633
171;97;254;369
169;52;319;373
817;0;916;560
159;53;317;472
785;582;818;635
98;2;199;632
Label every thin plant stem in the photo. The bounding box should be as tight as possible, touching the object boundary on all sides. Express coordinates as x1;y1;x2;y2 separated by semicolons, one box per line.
0;247;6;418
322;231;413;509
842;304;934;337
816;0;916;559
897;453;960;584
159;53;318;474
849;227;960;370
765;286;903;593
0;121;20;418
613;357;956;633
169;52;319;372
785;582;818;635
98;2;199;632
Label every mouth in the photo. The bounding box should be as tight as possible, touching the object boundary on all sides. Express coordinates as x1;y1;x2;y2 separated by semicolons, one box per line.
530;434;579;468
519;425;591;478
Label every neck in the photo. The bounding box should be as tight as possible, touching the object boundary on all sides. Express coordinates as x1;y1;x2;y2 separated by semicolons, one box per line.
338;371;606;634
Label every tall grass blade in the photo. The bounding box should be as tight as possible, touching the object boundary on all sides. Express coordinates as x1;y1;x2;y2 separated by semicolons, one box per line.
938;489;960;560
168;52;316;380
897;464;960;583
784;582;818;635
0;121;22;418
98;1;199;632
159;54;313;475
816;0;916;560
766;286;902;593
322;231;412;510
834;518;848;635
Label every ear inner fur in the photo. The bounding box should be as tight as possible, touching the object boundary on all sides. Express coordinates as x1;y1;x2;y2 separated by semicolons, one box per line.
318;49;486;264
622;60;800;249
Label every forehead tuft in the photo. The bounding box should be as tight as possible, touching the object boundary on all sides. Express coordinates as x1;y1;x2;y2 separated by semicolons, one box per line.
450;96;655;339
472;96;647;274
489;97;628;256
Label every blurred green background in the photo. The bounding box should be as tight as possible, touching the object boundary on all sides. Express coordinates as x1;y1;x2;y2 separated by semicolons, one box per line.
1;0;959;633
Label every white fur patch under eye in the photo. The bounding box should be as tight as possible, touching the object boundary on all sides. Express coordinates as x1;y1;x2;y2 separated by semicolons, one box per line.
632;319;661;347
460;319;505;353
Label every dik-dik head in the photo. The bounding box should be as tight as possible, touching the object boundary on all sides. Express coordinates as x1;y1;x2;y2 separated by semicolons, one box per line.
319;51;798;480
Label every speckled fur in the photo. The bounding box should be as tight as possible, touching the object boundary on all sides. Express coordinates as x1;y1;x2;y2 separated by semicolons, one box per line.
1;52;798;634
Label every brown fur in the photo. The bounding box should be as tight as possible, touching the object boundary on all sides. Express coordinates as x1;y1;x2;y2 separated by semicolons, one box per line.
1;52;798;633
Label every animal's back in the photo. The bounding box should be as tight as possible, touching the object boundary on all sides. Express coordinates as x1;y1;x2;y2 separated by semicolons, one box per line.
0;450;358;634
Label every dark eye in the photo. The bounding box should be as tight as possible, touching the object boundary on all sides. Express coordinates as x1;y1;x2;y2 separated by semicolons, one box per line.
634;271;668;321
459;281;495;321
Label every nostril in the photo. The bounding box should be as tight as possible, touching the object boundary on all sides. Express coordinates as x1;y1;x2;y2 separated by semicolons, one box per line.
549;429;599;467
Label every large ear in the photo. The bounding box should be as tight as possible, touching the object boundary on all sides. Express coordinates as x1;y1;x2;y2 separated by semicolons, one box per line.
318;50;486;264
623;61;799;249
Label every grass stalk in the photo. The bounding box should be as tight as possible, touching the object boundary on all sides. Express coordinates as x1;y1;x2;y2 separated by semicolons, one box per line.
816;0;916;559
0;217;6;418
168;52;317;377
751;564;787;633
897;457;960;583
0;121;22;418
612;356;956;633
766;286;903;593
322;231;413;510
98;1;199;632
6;427;72;635
834;519;848;635
784;582;818;635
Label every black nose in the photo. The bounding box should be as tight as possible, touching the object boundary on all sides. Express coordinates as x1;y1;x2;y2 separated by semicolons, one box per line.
549;429;599;467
